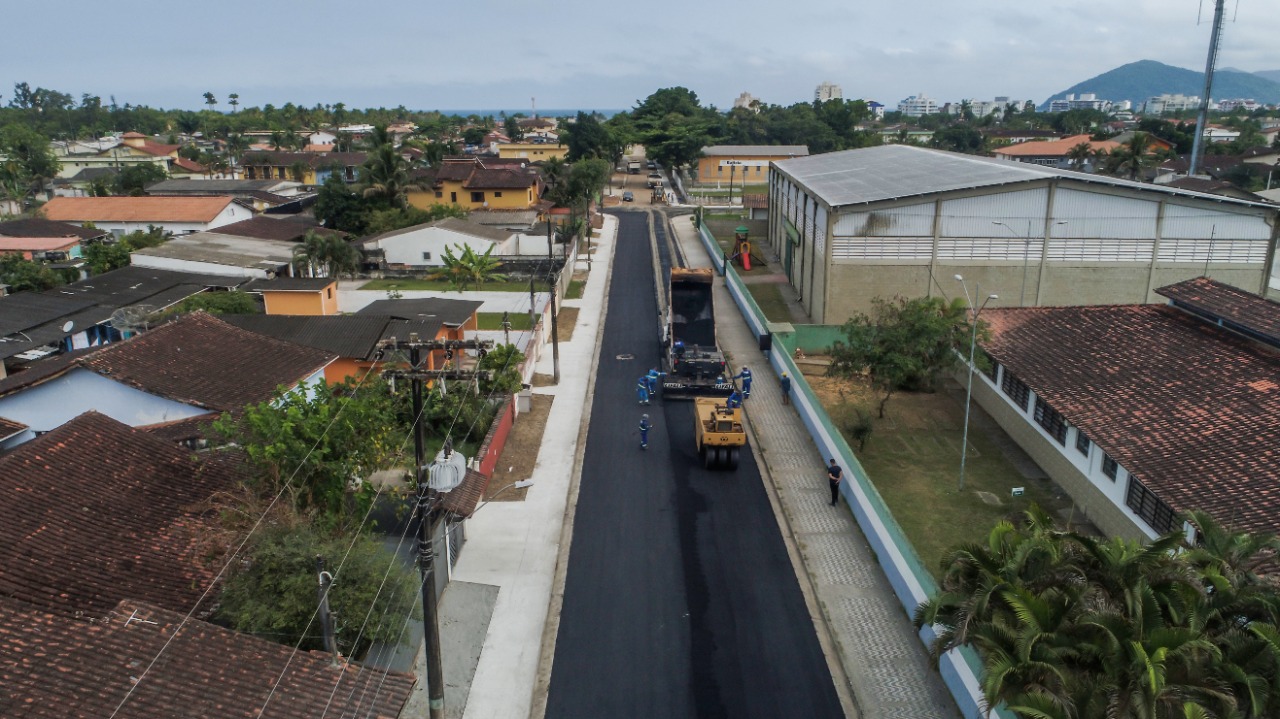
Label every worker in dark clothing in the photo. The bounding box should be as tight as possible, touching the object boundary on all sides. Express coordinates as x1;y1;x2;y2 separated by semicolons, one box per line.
827;458;843;506
636;376;650;405
639;414;651;449
725;390;743;409
733;365;753;399
780;371;792;405
673;339;686;361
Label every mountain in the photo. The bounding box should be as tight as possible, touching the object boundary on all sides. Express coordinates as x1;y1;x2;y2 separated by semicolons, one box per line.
1255;69;1280;84
1043;59;1280;109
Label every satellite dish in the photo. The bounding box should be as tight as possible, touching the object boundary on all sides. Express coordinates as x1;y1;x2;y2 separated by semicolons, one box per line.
109;304;157;335
62;321;74;333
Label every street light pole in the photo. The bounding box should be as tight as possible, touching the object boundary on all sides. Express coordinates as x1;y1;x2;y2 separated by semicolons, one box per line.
954;275;998;492
993;219;1065;307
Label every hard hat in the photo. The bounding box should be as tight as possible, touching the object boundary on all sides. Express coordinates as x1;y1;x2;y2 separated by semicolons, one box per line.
642;414;649;419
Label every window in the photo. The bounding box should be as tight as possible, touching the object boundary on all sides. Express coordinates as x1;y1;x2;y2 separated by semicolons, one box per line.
1075;431;1090;457
1125;476;1177;533
325;287;332;299
435;191;443;198
450;192;457;203
494;191;503;198
422;252;432;261
1033;397;1067;445
471;192;485;203
1102;454;1118;481
1001;372;1030;411
981;350;999;382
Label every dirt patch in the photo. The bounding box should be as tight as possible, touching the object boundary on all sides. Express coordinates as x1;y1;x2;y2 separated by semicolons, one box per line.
484;394;554;502
555;307;579;342
532;373;556;387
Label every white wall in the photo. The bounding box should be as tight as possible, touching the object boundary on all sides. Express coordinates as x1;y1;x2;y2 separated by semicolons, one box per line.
68;203;249;238
129;252;273;278
369;226;506;267
0;368;209;445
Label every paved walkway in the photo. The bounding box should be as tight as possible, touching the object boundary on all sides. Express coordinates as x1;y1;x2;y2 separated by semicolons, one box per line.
669;217;962;719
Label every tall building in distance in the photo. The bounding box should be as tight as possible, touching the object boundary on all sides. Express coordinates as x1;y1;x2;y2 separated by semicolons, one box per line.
815;81;842;103
897;93;939;117
733;92;761;111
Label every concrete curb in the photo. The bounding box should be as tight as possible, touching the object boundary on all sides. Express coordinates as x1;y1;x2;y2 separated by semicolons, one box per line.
527;215;619;719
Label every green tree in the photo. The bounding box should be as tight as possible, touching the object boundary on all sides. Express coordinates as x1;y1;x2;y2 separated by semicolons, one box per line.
212;376;400;527
292;230;359;278
563;111;613;161
503;114;524;141
1065;141;1094;172
114;162;167;195
169;290;259;315
83;226;169;273
462;126;487;146
228;93;239;112
360;143;425;209
827;295;974;418
216;522;419;658
363;203;468;236
478;343;525;397
0;253;69;291
0;123;58;200
431;243;507;292
203;91;217;111
314;174;369;234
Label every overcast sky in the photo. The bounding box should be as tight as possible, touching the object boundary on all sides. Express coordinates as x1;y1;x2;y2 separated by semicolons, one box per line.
5;0;1278;113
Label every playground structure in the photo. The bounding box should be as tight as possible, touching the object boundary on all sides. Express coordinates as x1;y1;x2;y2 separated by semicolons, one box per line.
730;225;762;271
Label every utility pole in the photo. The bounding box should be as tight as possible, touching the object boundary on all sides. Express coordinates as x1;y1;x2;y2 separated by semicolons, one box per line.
546;217;554;259
378;333;494;719
548;270;561;383
1189;0;1226;178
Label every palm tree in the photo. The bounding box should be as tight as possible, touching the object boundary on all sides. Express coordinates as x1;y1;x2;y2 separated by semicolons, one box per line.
228;93;240;113
430;244;506;292
359;144;425;208
291;230;359;278
1066;142;1093;172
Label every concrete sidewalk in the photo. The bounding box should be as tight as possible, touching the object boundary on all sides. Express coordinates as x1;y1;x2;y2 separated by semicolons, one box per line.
669;216;962;719
436;214;618;719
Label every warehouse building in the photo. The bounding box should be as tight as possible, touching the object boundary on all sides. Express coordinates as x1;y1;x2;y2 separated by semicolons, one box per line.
768;145;1279;322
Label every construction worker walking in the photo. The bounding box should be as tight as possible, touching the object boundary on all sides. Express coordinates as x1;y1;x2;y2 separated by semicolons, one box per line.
734;365;753;399
780;371;792;405
639;414;652;449
646;367;666;396
636;376;651;405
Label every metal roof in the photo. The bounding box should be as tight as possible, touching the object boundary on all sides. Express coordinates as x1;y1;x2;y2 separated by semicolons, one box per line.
130;233;297;271
357;297;482;327
702;145;809;157
771;145;1279;211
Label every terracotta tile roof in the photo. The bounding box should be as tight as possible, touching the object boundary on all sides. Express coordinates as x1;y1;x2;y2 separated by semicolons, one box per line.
79;312;335;412
467;167;539;190
137;412;220;443
0;412;244;618
242;151;368;168
0;415;27;440
0;236;81;252
992;134;1120;158
0;596;416;718
1156;276;1280;345
982;303;1280;536
0;217;110;241
440;468;491;517
42;196;235;223
172;156;207;173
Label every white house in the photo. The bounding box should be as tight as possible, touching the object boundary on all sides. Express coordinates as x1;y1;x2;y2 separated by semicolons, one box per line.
41;196;249;238
361;217;516;268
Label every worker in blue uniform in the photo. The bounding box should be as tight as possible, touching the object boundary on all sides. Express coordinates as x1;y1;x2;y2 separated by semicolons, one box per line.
646;367;666;395
725;390;743;409
639;414;651;449
673;339;686;361
733;365;754;399
636;376;650;405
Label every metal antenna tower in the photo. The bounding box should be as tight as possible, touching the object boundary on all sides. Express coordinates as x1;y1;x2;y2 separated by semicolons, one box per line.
1189;0;1227;177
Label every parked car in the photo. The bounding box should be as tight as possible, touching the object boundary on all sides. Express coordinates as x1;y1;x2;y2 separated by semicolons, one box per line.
647;161;657;170
622;191;634;202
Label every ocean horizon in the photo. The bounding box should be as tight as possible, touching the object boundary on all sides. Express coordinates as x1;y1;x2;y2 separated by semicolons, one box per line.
430;108;627;119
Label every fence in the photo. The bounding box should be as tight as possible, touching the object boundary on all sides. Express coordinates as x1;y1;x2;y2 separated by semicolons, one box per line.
694;220;1001;719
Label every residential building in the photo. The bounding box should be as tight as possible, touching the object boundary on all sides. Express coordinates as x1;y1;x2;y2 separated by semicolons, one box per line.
815;82;842;103
51;132;177;179
695;145;809;186
0;266;243;375
0;235;81;262
1202;125;1242;144
247;276;338;315
214;215;342;243
361;217;517;269
992;133;1123;170
129;231;300;278
0;411;244;611
223;309;475;383
867;101;886;119
1145;94;1201;114
966;277;1280;542
41;195;250;237
733;92;761;111
239;151;368;184
496;142;569;162
766;144;1279;322
0;312;334;445
897;93;939;117
983;129;1066;146
407;157;543;211
1217;99;1261;112
1047;93;1110;113
0;217;111;244
875;125;936;145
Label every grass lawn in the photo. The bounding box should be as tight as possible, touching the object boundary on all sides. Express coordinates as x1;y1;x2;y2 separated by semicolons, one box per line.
360;278;531;292
477;312;536;331
803;367;1074;580
745;283;792;323
565;279;585;300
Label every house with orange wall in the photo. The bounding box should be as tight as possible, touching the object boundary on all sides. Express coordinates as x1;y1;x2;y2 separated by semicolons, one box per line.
247;277;339;315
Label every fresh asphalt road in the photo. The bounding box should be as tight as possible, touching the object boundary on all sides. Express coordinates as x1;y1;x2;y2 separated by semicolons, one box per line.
545;211;843;718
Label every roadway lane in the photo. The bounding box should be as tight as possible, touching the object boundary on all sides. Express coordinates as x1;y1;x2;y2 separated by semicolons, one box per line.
545;210;842;719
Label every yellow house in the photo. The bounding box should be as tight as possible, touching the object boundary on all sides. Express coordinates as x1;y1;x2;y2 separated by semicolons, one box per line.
407;157;543;211
497;142;569;162
240;151;367;185
254;277;339;316
695;145;810;185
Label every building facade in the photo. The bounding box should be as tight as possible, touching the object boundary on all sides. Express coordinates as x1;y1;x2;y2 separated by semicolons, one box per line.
815;82;842;103
767;145;1279;322
896;94;939;117
695;145;809;186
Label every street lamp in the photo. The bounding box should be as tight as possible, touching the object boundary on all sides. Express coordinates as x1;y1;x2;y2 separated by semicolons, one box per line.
992;220;1066;307
954;274;998;492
